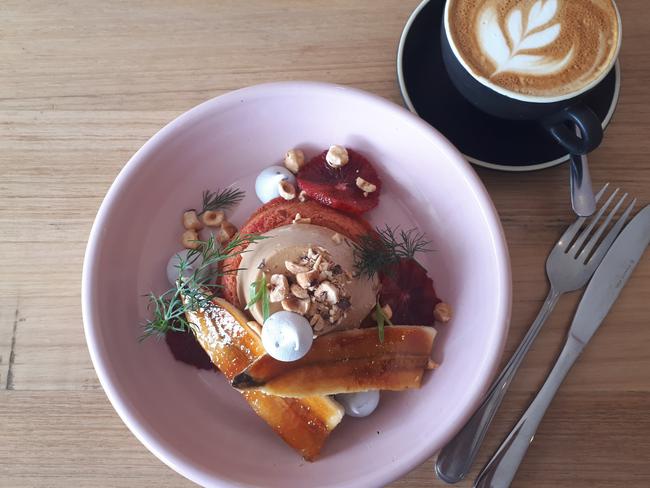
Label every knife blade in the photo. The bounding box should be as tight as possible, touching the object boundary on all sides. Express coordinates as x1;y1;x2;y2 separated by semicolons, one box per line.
570;204;650;345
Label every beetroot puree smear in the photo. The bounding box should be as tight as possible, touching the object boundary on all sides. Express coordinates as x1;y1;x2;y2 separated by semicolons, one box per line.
166;329;217;371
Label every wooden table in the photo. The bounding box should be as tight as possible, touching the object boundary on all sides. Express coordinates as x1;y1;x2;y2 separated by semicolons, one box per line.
1;1;648;486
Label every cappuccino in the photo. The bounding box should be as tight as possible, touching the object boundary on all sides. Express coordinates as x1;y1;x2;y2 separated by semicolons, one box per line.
447;0;620;98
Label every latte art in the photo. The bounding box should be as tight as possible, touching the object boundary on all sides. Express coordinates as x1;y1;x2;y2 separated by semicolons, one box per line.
448;0;620;97
479;0;572;77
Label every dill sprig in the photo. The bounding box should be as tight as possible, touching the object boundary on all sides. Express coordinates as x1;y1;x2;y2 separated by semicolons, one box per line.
199;187;245;216
140;232;264;340
245;275;271;322
352;225;432;279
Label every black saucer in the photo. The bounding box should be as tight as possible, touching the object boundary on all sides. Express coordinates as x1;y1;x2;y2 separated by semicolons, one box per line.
397;0;620;171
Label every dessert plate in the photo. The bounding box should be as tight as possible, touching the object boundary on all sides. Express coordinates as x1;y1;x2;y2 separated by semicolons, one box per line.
397;0;620;171
82;82;511;488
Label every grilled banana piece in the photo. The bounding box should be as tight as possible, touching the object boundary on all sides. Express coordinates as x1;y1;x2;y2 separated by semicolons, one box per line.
186;296;343;461
232;326;436;397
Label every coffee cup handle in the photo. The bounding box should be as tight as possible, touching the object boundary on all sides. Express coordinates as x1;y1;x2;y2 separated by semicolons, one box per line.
543;104;603;155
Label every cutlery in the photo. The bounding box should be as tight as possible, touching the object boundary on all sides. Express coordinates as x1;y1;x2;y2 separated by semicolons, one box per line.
569;125;596;217
475;203;648;488
435;184;631;484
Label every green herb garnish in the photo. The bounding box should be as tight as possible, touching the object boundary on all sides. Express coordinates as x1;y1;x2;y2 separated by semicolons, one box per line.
352;225;432;279
140;232;264;340
199;187;246;216
374;302;394;343
262;282;270;322
245;274;271;322
246;276;264;310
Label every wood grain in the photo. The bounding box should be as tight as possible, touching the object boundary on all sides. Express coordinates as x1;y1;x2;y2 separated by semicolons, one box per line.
0;0;648;487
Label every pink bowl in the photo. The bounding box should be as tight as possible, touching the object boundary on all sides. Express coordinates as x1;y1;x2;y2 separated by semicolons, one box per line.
82;81;511;488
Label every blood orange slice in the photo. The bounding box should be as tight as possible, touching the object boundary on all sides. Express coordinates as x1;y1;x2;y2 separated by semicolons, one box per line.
379;259;440;326
297;148;381;214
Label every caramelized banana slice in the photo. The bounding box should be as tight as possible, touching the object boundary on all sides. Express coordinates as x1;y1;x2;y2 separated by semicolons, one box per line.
188;297;265;378
186;296;343;461
232;326;436;397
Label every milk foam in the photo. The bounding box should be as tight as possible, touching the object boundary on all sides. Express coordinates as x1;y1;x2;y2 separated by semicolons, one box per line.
448;0;620;97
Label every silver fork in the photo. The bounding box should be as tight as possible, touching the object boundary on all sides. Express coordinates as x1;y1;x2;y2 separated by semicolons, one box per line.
435;183;634;484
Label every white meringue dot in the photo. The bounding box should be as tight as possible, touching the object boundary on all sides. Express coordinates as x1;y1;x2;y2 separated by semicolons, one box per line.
261;311;313;362
255;165;296;204
166;249;208;286
335;391;380;418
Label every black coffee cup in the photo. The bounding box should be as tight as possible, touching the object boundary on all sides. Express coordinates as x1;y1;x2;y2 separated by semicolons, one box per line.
441;0;622;155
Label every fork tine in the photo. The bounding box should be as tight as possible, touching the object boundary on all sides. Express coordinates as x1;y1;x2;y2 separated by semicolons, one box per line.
557;183;610;249
594;183;610;201
577;192;627;262
557;217;586;248
567;187;619;256
585;198;637;266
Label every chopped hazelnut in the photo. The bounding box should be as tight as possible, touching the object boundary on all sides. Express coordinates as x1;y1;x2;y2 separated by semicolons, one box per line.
373;303;393;322
218;220;237;243
307;300;319;316
281;296;310;315
296;269;319;289
312;254;323;271
284;149;305;174
181;229;200;249
269;274;289;302
298;190;308;202
292;213;311;224
285;261;310;275
183;210;203;230
200;210;225;227
278;180;296;200
331;232;343;245
314;281;339;305
426;359;439;370
355;177;377;194
433;302;452;323
310;314;326;331
290;283;309;299
325;145;349;168
328;305;344;324
381;304;393;320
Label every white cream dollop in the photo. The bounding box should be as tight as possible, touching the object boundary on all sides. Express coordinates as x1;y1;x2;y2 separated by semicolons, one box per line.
166;249;208;286
335;391;380;417
261;311;314;362
255;166;296;204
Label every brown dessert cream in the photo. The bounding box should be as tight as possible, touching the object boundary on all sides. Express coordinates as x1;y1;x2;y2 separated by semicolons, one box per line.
237;224;379;332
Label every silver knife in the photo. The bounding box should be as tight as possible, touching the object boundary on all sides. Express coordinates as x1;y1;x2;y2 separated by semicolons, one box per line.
474;204;650;488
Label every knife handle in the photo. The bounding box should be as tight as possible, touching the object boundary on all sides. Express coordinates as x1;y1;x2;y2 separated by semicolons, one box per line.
474;335;585;488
